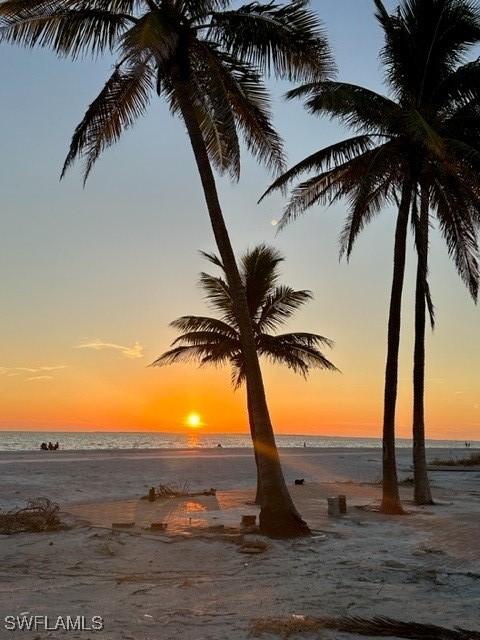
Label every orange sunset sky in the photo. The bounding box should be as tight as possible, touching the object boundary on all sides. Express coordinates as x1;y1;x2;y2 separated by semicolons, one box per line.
1;0;479;441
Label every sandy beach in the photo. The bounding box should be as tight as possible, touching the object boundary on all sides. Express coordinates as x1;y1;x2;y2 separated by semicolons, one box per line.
1;447;479;639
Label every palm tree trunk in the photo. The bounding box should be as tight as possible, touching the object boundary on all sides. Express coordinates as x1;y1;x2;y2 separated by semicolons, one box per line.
174;79;309;537
381;180;412;514
412;186;434;505
246;386;263;505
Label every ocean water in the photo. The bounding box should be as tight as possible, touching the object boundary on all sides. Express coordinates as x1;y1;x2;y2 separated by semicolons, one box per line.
0;431;477;452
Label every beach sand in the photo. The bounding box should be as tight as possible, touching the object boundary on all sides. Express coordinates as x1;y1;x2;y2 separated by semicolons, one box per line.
0;447;479;639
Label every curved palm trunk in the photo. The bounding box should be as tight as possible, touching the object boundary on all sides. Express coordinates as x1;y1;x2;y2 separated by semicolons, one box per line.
381;181;412;514
412;187;434;505
175;80;309;537
246;386;263;505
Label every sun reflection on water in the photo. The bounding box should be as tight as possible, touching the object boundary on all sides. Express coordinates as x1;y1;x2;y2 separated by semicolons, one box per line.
187;430;200;448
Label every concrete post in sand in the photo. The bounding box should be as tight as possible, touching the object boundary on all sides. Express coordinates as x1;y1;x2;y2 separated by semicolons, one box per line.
241;515;257;528
327;497;340;517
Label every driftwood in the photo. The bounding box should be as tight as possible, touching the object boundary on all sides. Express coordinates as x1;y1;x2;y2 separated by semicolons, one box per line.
142;483;216;500
0;498;63;535
251;615;480;639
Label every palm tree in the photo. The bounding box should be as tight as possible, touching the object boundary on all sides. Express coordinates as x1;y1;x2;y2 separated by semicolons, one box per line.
0;0;333;537
152;244;338;504
262;0;480;513
375;0;480;504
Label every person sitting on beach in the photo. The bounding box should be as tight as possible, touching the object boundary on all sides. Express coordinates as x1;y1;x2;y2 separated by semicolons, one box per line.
48;442;53;450
40;442;48;451
53;442;59;450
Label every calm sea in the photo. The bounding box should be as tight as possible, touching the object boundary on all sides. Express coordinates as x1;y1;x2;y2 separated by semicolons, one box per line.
0;431;477;452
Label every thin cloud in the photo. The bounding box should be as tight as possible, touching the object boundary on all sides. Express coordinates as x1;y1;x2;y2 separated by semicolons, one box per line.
16;365;67;373
1;365;66;380
0;368;19;377
75;340;144;359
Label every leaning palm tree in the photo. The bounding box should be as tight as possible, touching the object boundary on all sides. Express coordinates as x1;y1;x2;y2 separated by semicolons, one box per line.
0;0;333;537
262;0;480;513
152;244;338;504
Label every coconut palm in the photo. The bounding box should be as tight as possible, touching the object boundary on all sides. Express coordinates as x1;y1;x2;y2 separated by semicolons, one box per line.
374;0;480;505
262;0;480;512
0;0;333;537
152;244;338;503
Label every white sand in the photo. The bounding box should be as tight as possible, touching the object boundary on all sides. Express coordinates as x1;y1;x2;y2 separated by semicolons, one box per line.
0;447;479;639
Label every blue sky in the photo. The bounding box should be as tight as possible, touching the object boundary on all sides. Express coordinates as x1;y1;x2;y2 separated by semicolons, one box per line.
1;0;479;437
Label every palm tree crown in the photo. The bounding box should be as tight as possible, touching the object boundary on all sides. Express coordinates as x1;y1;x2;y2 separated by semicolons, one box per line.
152;244;338;385
262;0;480;297
0;0;333;183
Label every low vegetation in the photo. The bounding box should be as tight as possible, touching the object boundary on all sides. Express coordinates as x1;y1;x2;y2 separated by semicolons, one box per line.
0;498;63;535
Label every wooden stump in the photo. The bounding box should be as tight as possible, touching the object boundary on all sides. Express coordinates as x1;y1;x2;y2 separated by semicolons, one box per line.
327;497;340;517
241;515;257;528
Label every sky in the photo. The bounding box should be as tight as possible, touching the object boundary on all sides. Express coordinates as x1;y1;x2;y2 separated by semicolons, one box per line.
0;0;479;440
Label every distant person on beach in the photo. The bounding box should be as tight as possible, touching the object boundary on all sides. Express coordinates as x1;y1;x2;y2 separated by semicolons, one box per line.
54;442;59;450
217;443;222;448
48;442;53;451
40;442;48;451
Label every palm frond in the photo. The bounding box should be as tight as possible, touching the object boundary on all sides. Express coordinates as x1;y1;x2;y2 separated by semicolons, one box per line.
377;0;480;102
431;173;479;300
258;286;312;332
181;0;229;22
276;141;399;236
61;56;154;182
286;81;401;134
190;43;286;176
170;315;238;339
241;244;283;319
275;166;351;230
199;250;224;269
188;45;241;179
260;135;377;202
0;5;134;57
119;11;178;61
208;0;334;82
252;613;480;639
436;58;480;108
339;142;400;258
425;278;436;329
199;271;237;324
258;332;338;375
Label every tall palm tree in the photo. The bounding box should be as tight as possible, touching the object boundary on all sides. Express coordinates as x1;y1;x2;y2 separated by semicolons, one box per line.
152;244;338;503
0;0;333;536
262;0;480;513
375;0;480;504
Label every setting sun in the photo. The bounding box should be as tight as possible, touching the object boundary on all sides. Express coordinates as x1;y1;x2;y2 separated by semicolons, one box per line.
185;412;202;428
